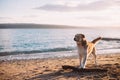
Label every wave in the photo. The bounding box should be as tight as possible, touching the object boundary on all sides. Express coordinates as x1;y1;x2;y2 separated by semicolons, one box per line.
0;47;75;56
0;37;120;56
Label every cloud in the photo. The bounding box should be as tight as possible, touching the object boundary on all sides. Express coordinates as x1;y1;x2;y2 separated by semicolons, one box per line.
35;0;120;12
23;15;39;18
77;16;111;21
35;4;73;11
0;17;11;20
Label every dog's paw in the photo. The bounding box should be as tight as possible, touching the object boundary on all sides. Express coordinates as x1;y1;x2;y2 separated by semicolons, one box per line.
78;66;85;69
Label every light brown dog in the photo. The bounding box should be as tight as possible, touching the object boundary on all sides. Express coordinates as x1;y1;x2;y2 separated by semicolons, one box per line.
74;34;102;68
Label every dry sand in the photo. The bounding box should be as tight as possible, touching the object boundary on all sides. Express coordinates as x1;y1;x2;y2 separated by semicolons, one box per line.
0;53;120;80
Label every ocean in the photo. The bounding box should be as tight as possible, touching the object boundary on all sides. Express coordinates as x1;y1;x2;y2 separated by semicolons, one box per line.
0;28;120;60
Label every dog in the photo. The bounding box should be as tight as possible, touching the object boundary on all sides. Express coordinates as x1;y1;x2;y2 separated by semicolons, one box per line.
74;34;102;68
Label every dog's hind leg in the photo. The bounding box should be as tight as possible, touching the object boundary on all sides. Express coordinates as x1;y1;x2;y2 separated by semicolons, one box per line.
92;47;97;65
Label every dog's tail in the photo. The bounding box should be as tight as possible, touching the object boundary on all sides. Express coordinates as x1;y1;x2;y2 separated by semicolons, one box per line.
92;37;102;44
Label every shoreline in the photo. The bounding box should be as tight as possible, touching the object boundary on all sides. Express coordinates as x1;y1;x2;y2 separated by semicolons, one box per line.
0;53;120;64
0;50;120;61
0;53;120;80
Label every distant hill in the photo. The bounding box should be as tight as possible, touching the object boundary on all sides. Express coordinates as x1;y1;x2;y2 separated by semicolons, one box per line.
0;23;119;29
0;23;83;29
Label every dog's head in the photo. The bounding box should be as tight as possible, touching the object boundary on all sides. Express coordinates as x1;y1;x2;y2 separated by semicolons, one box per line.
74;34;87;46
74;34;85;42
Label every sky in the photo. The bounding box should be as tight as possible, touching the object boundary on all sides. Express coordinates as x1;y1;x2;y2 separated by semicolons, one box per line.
0;0;120;27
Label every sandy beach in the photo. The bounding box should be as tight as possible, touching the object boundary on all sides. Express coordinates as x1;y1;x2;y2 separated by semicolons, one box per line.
0;53;120;80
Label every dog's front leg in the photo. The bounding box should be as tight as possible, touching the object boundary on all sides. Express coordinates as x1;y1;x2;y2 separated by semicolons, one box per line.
79;54;82;68
82;55;87;68
82;49;88;68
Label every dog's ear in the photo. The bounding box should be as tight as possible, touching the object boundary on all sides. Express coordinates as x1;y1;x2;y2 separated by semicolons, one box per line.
82;40;87;46
80;34;85;38
80;34;86;46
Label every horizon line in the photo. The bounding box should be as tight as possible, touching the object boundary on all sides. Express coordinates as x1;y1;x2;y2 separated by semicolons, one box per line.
0;23;120;28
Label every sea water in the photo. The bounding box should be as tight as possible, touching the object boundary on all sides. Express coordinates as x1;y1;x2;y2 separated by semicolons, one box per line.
0;28;120;60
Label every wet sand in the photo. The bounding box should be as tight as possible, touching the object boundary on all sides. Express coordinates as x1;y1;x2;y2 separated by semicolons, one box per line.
0;53;120;80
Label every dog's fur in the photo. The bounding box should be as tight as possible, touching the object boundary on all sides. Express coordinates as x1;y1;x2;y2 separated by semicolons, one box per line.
74;34;102;68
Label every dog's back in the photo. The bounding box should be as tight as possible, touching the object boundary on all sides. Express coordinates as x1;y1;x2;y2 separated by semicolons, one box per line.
87;37;102;54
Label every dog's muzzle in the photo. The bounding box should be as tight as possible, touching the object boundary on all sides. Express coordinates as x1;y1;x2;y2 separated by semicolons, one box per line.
74;38;77;41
